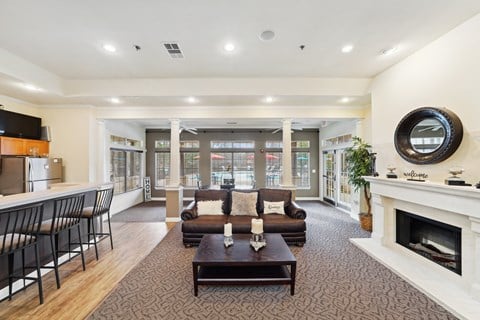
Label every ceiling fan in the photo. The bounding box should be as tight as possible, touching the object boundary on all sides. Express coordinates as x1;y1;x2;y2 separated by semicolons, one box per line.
271;122;303;134
179;126;198;135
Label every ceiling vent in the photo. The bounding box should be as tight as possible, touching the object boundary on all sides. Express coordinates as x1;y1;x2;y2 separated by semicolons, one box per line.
163;42;184;59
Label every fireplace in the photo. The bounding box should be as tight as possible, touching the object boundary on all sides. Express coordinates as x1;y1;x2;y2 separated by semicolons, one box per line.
396;209;462;275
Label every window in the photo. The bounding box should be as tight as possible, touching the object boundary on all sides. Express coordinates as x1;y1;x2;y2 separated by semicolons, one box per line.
266;152;282;187
181;152;199;187
155;140;170;149
265;141;283;149
211;140;255;149
109;134;143;195
210;152;255;188
293;152;310;188
322;134;352;147
155;152;170;188
110;149;143;194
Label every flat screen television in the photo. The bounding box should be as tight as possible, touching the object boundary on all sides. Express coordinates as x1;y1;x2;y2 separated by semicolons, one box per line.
0;109;42;140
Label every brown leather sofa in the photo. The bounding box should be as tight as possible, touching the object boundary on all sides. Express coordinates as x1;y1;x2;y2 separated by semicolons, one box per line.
181;188;306;246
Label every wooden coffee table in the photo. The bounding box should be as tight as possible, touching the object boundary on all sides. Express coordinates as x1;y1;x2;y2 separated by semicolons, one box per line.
192;233;296;296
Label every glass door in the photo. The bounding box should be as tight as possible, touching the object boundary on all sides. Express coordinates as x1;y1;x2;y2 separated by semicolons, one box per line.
323;149;351;210
322;150;336;205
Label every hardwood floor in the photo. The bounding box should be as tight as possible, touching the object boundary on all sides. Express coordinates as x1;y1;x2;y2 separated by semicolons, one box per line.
0;221;175;320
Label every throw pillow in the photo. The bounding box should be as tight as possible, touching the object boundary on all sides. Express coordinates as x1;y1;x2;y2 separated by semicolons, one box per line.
230;191;258;216
263;200;285;214
197;200;224;216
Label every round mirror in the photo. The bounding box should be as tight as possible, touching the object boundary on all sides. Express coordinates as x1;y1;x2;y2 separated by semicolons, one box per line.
410;119;445;153
394;107;463;164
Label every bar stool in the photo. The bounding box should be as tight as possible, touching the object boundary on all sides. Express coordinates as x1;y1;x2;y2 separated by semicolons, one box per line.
0;203;44;304
38;193;85;289
80;185;114;260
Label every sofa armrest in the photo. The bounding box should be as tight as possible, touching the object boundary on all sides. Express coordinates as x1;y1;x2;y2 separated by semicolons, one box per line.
286;201;307;219
181;201;197;220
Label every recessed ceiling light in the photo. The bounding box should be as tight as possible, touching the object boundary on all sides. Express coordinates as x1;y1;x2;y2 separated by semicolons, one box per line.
340;97;350;103
265;96;274;103
110;97;120;104
259;30;275;41
380;46;397;56
341;44;354;53
187;96;197;103
23;83;42;92
103;44;117;53
224;43;235;52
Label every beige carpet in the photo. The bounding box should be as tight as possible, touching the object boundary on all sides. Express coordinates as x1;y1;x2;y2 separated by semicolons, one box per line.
89;202;457;320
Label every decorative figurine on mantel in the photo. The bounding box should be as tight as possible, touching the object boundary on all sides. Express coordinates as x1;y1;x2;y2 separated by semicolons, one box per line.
445;167;468;186
386;165;398;179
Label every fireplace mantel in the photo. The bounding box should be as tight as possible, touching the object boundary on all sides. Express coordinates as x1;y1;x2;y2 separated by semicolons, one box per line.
364;177;480;219
351;177;480;320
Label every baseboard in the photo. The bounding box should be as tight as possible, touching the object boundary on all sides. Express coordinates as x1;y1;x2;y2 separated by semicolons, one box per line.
165;217;181;222
296;197;321;201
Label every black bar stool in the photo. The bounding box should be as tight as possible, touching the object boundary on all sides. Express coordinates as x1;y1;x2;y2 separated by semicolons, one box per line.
38;193;86;289
0;203;44;304
80;185;114;260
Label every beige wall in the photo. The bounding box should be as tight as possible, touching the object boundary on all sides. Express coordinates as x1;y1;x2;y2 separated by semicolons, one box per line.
40;106;95;183
371;13;480;183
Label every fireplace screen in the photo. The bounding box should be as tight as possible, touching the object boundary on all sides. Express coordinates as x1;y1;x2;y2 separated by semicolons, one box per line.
396;210;461;275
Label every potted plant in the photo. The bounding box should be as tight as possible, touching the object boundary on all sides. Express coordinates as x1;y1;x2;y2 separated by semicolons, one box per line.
345;136;373;232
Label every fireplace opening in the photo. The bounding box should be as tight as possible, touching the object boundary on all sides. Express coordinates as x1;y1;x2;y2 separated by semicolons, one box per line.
396;210;461;275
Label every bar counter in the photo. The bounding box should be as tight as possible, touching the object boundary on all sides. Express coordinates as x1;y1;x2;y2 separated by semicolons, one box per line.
0;182;98;210
0;183;100;298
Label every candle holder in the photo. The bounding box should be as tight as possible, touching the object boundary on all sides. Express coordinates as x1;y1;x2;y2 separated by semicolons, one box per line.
250;233;266;251
224;222;233;247
224;235;234;247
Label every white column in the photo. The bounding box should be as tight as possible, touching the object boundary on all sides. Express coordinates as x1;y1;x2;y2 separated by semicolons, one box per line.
281;119;293;188
470;217;480;300
165;119;183;222
168;119;181;187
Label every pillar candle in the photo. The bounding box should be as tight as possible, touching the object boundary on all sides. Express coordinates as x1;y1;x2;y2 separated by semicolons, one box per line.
251;218;263;234
224;222;232;237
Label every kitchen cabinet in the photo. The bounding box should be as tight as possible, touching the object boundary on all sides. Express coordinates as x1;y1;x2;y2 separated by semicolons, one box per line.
0;137;49;156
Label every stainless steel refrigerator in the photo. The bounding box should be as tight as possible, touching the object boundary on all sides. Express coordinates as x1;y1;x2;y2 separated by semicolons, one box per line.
0;156;62;195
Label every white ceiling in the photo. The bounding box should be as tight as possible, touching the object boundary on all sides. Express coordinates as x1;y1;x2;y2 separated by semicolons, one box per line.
0;0;479;127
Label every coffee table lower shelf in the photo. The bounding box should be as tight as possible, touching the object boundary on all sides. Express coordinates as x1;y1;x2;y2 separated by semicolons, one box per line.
194;265;294;296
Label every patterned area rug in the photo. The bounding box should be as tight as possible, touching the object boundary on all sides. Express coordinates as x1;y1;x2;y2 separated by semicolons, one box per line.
89;202;457;320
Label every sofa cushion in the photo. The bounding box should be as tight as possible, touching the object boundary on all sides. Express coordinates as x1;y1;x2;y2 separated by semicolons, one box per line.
181;215;228;233
230;191;258;216
194;189;230;214
258;188;291;213
197;200;224;216
262;214;306;233
263;200;285;215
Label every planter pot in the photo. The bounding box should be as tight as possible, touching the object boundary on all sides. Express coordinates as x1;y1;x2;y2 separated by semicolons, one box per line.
359;213;372;232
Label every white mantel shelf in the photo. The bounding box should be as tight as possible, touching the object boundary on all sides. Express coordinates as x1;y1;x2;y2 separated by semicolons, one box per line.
351;177;480;320
363;177;480;219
